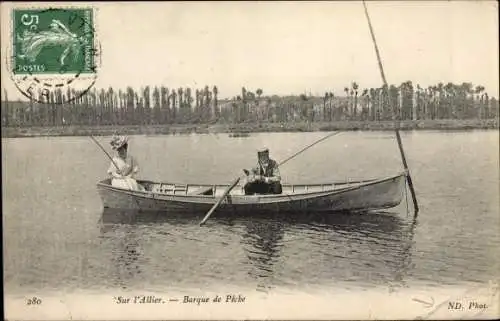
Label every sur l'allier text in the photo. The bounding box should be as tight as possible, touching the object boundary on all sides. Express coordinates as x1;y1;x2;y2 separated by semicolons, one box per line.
113;294;246;305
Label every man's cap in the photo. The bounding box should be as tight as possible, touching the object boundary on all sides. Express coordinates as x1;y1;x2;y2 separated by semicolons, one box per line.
257;147;269;154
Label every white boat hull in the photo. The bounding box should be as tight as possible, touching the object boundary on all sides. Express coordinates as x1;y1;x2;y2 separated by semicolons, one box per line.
97;173;407;215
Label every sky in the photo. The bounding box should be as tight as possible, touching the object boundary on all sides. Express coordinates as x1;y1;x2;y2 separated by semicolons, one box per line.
1;1;499;100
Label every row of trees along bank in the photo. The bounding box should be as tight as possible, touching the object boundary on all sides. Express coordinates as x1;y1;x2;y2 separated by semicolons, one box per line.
1;81;498;127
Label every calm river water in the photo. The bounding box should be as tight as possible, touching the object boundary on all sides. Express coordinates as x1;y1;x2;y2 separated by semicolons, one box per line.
2;130;499;296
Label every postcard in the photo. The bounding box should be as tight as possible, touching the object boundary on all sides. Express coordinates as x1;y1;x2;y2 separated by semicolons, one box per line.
2;1;499;320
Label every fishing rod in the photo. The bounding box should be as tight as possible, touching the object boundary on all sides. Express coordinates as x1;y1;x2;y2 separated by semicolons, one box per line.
362;1;419;216
90;135;120;171
278;131;341;166
243;130;341;176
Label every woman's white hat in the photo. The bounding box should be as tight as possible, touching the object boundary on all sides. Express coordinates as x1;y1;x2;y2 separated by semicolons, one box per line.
110;135;128;150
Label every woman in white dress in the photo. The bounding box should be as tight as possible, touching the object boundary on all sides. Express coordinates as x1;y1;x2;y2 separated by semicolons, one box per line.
107;135;145;191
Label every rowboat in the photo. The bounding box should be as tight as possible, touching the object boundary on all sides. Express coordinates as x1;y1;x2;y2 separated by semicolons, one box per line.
97;171;407;215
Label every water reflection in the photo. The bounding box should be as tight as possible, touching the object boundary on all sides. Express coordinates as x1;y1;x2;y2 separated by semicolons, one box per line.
393;216;417;289
238;211;418;290
99;208;418;290
99;208;200;225
99;219;143;289
239;218;285;292
306;211;418;289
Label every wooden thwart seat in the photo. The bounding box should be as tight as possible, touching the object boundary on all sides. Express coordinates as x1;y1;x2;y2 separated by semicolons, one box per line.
188;186;214;195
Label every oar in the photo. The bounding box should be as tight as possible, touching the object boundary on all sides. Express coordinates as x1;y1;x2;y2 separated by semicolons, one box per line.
362;1;419;216
199;131;340;226
199;177;240;226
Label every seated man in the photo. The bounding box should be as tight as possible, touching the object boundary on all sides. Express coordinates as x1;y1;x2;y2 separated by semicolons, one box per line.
243;148;283;195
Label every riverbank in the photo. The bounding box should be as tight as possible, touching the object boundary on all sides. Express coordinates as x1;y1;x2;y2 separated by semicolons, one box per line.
1;119;498;138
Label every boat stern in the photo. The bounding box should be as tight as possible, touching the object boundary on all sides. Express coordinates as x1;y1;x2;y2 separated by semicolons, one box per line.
96;178;141;210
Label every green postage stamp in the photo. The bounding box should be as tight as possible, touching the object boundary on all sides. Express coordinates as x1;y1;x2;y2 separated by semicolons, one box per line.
12;8;96;74
8;7;99;103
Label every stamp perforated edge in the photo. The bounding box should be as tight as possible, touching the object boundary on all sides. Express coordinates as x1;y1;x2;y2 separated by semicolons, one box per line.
8;5;101;78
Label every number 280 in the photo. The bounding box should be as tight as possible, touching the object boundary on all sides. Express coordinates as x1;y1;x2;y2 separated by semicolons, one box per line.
27;297;42;305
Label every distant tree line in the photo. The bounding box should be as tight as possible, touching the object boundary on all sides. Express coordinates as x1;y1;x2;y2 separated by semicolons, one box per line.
1;81;498;127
